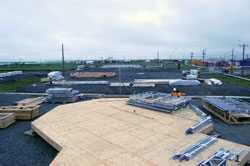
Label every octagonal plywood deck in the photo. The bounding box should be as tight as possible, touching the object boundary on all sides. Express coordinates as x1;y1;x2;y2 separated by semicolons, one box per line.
32;98;250;166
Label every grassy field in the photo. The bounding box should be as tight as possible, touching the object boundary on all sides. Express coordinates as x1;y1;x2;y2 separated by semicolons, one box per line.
0;77;41;92
207;75;250;89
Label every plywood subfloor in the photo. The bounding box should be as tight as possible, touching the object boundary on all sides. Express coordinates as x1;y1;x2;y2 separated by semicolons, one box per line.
32;98;250;166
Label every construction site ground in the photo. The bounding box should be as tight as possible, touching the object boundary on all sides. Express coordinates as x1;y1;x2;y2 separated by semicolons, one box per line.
0;94;249;166
12;68;250;96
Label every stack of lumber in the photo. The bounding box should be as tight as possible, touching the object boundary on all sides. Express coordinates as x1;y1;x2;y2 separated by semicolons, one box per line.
70;72;116;78
0;105;40;120
45;88;81;103
15;97;44;107
0;113;15;128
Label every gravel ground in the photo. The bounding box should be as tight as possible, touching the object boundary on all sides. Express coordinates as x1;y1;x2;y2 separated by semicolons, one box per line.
192;99;250;146
0;94;249;166
17;68;250;96
0;94;58;166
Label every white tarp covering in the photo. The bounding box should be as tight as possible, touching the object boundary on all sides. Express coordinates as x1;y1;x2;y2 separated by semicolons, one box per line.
48;71;64;80
169;80;201;86
0;71;22;77
208;78;222;85
134;79;181;84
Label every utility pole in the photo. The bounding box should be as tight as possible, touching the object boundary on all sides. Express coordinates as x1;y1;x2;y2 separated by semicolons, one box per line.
62;43;65;75
190;52;194;61
119;67;121;95
202;49;206;61
157;51;159;66
239;43;248;77
231;48;234;73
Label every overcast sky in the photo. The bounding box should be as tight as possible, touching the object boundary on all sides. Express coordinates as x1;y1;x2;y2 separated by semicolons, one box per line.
0;0;250;62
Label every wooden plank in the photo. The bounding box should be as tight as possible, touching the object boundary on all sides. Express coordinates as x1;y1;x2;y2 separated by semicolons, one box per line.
0;113;16;128
15;97;44;107
32;99;250;166
0;105;40;120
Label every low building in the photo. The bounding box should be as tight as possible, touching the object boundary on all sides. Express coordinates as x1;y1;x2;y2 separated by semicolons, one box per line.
239;58;250;66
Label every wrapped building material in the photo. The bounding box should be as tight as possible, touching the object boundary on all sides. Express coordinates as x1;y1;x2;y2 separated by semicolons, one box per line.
45;88;82;103
48;71;64;81
169;80;201;86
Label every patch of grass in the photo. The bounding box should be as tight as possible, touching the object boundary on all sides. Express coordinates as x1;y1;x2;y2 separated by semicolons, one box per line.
0;77;41;92
242;98;250;103
207;75;250;89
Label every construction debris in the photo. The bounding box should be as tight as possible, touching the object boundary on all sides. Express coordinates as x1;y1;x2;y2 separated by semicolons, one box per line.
45;88;82;103
70;72;116;78
169;80;201;86
0;113;15;128
23;129;37;137
172;136;218;162
127;92;191;113
52;81;110;85
15;97;44;107
0;105;40;120
203;97;250;124
197;148;230;166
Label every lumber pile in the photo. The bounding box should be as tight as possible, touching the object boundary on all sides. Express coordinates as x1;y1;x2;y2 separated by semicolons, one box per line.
70;72;116;78
15;97;44;107
203;97;250;124
0;113;15;128
0;105;40;120
45;88;82;103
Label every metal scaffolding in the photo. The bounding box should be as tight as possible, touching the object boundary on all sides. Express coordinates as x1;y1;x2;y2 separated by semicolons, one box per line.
127;92;191;113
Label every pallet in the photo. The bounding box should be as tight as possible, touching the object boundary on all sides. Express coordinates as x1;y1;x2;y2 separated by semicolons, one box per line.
0;113;16;128
203;103;250;124
0;105;40;120
15;97;44;107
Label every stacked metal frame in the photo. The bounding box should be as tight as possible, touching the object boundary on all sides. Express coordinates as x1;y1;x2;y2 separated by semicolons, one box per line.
203;97;250;114
127;92;191;113
197;148;230;166
172;136;218;162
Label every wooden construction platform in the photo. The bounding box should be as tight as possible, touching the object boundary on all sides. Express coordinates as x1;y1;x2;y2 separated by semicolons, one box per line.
71;72;116;78
203;102;250;124
32;99;250;166
0;113;15;128
15;97;44;107
0;105;40;120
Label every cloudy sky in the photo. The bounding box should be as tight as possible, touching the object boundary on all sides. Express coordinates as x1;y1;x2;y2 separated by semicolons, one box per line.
0;0;250;62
